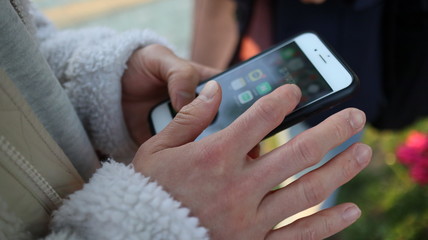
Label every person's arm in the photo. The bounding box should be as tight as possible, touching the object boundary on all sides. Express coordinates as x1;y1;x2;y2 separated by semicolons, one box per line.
191;0;239;69
190;0;326;70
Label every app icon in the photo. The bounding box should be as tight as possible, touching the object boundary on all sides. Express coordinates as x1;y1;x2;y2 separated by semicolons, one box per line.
231;78;246;90
238;90;254;104
248;69;265;82
278;66;290;77
256;82;272;95
307;84;320;94
282;48;295;59
287;58;304;71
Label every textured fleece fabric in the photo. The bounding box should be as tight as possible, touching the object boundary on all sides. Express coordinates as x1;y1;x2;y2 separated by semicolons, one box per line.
49;162;208;240
31;3;172;163
0;0;209;239
0;163;209;240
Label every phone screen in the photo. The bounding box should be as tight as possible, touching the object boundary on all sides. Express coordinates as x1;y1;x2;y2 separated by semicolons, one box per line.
192;41;333;139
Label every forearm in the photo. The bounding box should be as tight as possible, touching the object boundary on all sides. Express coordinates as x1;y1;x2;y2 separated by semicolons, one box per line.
191;0;239;69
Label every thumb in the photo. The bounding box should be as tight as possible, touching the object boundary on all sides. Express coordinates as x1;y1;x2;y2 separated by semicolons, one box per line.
158;81;222;147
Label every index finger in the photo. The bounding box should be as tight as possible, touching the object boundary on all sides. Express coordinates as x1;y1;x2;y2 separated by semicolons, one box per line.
219;84;301;154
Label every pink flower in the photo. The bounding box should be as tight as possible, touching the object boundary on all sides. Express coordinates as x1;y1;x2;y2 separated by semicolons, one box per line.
396;145;423;166
404;131;428;152
410;160;428;185
396;131;428;185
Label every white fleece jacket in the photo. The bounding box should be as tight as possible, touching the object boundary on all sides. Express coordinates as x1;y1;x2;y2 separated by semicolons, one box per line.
48;162;208;240
4;1;209;239
31;3;168;163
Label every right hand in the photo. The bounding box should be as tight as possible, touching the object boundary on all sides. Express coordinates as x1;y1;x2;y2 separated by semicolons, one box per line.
132;82;371;239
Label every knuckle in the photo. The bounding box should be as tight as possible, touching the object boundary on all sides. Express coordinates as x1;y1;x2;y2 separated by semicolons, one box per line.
175;107;194;123
137;140;152;154
138;135;167;155
197;141;229;172
291;137;321;167
341;158;355;180
298;225;317;240
341;150;359;180
144;43;169;54
172;101;203;126
253;98;282;126
331;116;351;141
301;176;325;206
180;63;196;75
203;141;224;158
320;215;336;235
172;63;196;80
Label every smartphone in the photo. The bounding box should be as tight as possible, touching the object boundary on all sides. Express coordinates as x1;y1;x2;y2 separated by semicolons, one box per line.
150;32;359;139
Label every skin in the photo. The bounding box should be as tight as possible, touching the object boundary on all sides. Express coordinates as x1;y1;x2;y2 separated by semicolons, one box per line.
121;44;219;144
191;0;328;69
122;45;372;239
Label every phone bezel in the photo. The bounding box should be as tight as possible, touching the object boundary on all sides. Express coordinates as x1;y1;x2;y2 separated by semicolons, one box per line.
294;32;353;92
150;101;173;134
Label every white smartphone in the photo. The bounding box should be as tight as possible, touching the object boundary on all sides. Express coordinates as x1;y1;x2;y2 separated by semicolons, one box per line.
150;32;359;139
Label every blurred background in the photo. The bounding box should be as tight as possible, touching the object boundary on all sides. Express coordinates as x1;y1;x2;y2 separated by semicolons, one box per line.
34;0;193;57
33;0;428;239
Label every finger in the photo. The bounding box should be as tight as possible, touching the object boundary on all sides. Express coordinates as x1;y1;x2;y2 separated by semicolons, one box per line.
169;61;220;110
254;108;366;190
163;60;202;111
248;144;261;159
258;143;371;227
189;61;221;81
155;81;221;147
165;58;220;111
266;203;361;240
220;84;301;154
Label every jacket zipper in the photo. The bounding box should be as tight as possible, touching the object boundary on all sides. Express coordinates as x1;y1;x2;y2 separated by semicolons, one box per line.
0;136;63;208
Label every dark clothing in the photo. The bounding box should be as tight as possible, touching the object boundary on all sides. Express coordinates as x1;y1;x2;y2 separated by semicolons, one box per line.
234;0;384;126
373;0;428;129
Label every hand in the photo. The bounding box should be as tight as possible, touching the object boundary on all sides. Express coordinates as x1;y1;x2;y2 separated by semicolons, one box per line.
300;0;327;4
121;44;219;144
132;82;372;239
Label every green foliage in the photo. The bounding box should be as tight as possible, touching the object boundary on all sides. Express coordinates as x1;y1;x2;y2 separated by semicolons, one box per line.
335;118;428;240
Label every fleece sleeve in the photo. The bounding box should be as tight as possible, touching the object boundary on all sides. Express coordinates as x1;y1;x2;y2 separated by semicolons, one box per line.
29;6;172;163
48;161;209;240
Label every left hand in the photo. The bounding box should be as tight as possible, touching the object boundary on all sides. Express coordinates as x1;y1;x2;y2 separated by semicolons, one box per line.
121;44;219;145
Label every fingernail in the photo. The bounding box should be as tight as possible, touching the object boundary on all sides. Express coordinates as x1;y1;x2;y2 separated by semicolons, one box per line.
349;109;365;129
199;81;218;102
342;205;361;221
354;144;371;165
